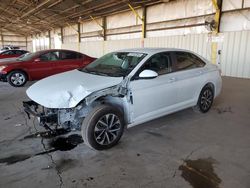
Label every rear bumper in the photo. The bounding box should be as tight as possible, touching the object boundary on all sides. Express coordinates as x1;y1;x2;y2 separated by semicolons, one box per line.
0;73;7;82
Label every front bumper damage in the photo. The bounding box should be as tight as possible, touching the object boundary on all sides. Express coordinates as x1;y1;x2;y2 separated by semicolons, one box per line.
23;99;123;132
23;100;88;132
23;101;59;132
23;81;130;132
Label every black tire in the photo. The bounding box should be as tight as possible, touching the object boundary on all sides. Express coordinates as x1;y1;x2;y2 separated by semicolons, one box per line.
81;104;125;150
196;85;214;113
7;70;27;87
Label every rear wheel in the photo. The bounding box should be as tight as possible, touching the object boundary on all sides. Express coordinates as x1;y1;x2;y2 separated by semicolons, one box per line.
196;85;214;113
81;105;125;150
7;70;27;87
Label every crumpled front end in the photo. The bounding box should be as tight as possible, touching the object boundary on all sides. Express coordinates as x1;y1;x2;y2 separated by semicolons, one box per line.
23;100;92;132
23;82;130;132
22;67;131;132
25;69;123;109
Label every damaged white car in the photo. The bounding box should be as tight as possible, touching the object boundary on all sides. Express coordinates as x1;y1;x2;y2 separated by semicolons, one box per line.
23;48;222;150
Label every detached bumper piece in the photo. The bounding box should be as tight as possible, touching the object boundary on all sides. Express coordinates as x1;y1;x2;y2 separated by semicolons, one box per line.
23;101;40;118
23;101;58;132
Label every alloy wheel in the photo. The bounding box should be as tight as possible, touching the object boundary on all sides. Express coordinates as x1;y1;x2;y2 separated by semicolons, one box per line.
94;113;121;145
10;73;26;86
200;89;213;111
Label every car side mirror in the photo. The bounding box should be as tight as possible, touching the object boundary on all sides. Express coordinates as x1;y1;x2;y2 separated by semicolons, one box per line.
34;58;41;62
139;69;158;79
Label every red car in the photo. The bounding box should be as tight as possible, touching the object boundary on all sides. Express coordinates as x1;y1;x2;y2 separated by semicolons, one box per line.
0;49;96;87
0;49;29;59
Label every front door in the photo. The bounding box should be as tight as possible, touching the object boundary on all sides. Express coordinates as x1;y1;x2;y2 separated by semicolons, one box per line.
29;51;59;80
129;52;178;124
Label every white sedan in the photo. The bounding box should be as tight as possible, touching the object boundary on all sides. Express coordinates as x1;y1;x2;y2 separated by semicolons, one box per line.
24;48;222;150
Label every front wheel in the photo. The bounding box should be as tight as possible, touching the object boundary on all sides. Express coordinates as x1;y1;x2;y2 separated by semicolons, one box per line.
81;105;125;150
196;85;214;113
7;70;27;87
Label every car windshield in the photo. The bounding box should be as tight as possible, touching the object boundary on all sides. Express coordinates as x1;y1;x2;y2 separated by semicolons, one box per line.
17;51;40;61
80;52;147;77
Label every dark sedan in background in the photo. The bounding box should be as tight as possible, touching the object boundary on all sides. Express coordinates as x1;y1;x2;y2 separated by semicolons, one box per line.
0;49;96;87
0;49;29;59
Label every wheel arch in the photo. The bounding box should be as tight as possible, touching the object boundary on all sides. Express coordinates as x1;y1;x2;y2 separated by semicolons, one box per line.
195;82;215;103
203;82;215;96
81;95;129;126
93;96;128;123
195;82;215;113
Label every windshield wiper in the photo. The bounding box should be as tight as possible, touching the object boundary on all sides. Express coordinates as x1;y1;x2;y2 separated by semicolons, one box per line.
82;68;124;77
95;72;110;76
82;68;108;76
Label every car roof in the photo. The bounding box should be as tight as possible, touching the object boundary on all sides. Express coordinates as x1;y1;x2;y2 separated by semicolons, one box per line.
115;47;209;63
37;49;83;53
115;47;194;54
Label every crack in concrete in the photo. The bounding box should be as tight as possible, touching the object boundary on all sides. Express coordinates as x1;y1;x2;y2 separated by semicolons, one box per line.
31;119;64;188
41;137;63;188
10;104;65;187
184;147;202;161
172;146;202;178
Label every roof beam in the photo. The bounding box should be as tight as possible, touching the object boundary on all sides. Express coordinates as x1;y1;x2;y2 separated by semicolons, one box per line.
0;0;163;36
20;0;52;19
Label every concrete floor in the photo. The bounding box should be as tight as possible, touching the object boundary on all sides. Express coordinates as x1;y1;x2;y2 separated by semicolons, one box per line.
0;77;249;188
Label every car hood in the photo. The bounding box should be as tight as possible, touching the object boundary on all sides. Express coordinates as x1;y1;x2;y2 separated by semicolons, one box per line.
26;69;123;108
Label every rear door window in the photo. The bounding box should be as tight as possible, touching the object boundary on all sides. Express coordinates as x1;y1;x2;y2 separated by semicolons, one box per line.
189;53;206;67
59;51;82;60
14;50;24;55
39;51;59;61
175;52;205;71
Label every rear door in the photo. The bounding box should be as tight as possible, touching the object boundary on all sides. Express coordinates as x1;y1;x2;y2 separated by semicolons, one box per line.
172;51;207;104
28;51;59;80
53;51;84;74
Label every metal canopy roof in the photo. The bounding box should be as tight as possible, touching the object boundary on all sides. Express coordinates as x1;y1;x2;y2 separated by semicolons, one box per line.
0;0;164;36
